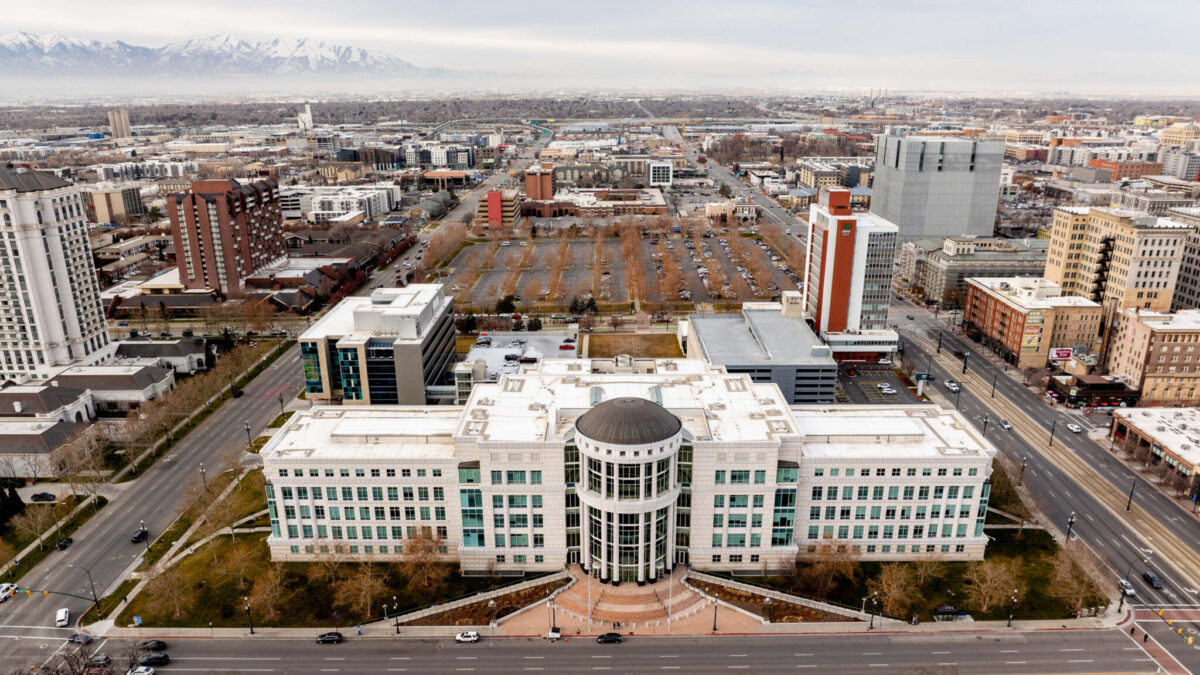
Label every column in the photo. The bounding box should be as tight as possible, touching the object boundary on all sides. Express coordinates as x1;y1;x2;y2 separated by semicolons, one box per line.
637;511;647;584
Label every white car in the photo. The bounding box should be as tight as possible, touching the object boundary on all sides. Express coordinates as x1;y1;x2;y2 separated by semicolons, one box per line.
1119;579;1136;597
999;420;1012;431
127;668;155;675
455;631;480;643
0;583;16;602
1067;423;1084;434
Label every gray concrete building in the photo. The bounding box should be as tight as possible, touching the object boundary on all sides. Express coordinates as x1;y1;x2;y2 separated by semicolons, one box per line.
1168;207;1200;310
915;237;1050;308
684;299;837;404
871;136;1004;239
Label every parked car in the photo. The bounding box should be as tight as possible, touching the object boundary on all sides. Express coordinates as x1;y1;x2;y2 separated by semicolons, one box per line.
1066;423;1083;433
455;631;480;643
55;537;73;551
86;654;111;667
316;632;344;644
1143;571;1165;590
126;667;155;675
131;528;149;543
999;420;1013;431
544;626;562;641
30;492;56;502
1119;579;1136;596
597;632;623;644
139;653;169;666
138;640;167;651
905;315;915;320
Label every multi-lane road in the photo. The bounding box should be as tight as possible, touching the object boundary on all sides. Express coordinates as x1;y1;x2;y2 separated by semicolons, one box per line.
28;629;1167;674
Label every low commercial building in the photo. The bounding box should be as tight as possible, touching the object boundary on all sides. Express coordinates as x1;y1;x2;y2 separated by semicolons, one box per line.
1106;309;1200;407
963;277;1102;370
1111;408;1200;495
262;358;998;575
0;382;94;422
299;285;455;405
474;189;521;229
522;188;668;218
684;296;838;404
0;420;90;477
914;237;1049;308
1088;159;1163;180
114;338;209;375
50;363;175;414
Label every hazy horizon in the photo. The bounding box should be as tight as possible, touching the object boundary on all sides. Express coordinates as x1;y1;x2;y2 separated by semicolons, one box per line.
3;0;1199;99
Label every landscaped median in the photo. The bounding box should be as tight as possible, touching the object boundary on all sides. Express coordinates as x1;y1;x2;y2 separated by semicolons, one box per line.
1;495;109;584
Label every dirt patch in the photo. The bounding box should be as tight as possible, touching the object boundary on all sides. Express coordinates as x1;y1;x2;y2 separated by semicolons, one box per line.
587;333;683;359
691;580;856;623
402;578;568;626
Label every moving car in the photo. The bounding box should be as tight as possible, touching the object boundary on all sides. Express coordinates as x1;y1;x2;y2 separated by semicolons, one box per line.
68;633;93;644
944;380;961;393
0;582;17;601
1119;579;1136;596
597;632;623;644
455;631;480;643
138;640;168;651
316;632;344;644
131;529;149;543
1143;571;1165;590
55;537;73;550
86;654;111;667
31;492;56;502
999;420;1012;431
1066;423;1083;434
139;653;170;666
126;668;155;675
905;315;915;320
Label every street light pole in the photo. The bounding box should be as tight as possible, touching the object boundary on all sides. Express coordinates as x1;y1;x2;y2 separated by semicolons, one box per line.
982;414;990;436
140;519;150;553
868;593;879;630
955;388;962;410
962;352;968;375
1048;419;1058;447
199;462;208;491
1019;456;1028;486
936;331;943;354
244;420;252;445
69;564;100;611
1065;511;1077;544
1007;590;1018;628
1126;479;1136;512
713;599;719;633
991;372;999;398
278;392;285;416
245;596;255;634
393;597;399;634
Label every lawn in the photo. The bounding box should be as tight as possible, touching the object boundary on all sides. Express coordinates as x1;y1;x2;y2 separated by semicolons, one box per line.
2;496;109;584
118;535;544;629
586;333;683;358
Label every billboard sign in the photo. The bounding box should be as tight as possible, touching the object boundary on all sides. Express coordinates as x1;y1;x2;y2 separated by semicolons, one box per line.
1049;348;1074;361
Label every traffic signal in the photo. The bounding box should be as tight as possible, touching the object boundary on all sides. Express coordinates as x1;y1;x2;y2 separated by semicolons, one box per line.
42;590;48;598
25;589;30;597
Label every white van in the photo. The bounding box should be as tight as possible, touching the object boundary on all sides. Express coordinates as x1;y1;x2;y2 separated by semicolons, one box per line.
55;608;69;627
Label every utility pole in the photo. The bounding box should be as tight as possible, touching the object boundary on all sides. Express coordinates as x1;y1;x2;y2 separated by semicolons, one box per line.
982;414;990;436
1048;419;1058;448
1126;479;1136;512
1019;456;1028;486
1007;590;1018;628
962;352;968;375
1065;511;1077;544
991;371;999;398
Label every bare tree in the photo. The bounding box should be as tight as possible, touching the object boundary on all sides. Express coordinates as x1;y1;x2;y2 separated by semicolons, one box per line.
398;530;449;593
963;559;1022;613
333;555;387;621
248;561;291;622
866;563;921;617
11;507;55;550
795;538;860;600
145;564;191;619
1048;546;1103;613
910;554;943;588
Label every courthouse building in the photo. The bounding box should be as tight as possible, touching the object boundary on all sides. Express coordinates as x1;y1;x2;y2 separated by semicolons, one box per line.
263;357;997;581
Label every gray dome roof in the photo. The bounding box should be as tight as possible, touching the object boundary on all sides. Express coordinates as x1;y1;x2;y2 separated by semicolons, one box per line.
575;397;681;445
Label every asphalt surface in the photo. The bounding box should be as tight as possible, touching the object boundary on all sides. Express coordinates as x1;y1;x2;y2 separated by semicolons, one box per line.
892;301;1200;668
29;629;1164;674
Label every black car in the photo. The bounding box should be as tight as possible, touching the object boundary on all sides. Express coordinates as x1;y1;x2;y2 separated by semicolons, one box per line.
67;633;92;645
140;653;170;666
131;528;149;543
30;492;56;502
55;537;73;551
138;639;167;651
1143;571;1165;589
87;655;112;667
316;632;344;644
596;632;623;644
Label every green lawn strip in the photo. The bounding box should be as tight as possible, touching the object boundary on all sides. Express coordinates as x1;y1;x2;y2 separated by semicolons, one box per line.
117;535;545;629
83;577;138;622
115;340;294;483
138;472;235;571
5;497;108;586
266;412;295;428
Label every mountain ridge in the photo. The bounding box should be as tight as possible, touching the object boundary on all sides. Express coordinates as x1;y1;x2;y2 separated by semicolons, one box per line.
0;31;449;77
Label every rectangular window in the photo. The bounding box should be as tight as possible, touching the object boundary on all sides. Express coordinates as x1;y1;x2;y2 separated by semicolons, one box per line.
715;470;726;484
731;470;750;484
753;470;766;484
531;470;542;484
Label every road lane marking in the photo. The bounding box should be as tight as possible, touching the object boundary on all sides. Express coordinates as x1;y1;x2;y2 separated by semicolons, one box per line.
1005;662;1027;665
931;651;951;654
391;657;411;660
660;655;679;658
794;654;813;657
524;656;545;659
797;667;817;670
1067;660;1093;663
999;650;1019;653
662;667;681;671
591;656;611;659
862;652;882;655
868;664;889;668
457;657;477;660
525;669;544;672
729;654;748;657
1060;648;1084;652
324;658;346;660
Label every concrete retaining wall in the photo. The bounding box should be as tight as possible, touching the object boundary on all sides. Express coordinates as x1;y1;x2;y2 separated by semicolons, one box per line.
391;571;570;626
686;570;878;623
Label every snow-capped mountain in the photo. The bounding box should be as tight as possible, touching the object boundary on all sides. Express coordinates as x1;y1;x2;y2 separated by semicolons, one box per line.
0;32;437;77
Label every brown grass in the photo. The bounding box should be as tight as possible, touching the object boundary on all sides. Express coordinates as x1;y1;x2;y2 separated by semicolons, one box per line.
586;333;683;359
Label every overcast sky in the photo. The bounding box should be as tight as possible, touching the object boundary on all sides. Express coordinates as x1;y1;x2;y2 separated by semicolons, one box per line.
4;0;1199;95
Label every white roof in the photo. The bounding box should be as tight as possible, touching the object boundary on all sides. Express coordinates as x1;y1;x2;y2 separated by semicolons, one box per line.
262;407;460;461
1114;408;1200;467
792;406;995;460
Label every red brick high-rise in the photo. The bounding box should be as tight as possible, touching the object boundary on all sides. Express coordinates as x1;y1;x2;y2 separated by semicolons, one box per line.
524;163;555;200
168;178;284;297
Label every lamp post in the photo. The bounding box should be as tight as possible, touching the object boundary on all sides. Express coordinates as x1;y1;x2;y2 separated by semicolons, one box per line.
955;388;963;410
199;462;208;491
1048;419;1059;447
278;392;285;416
1118;552;1152;612
868;593;879;630
140;519;150;553
936;331;943;354
1019;456;1028;486
69;564;100;611
393;597;400;635
245;596;255;634
713;598;719;633
1007;590;1018;628
1065;511;1077;544
982;414;990;436
1126;478;1137;512
991;371;999;398
586;559;593;632
244;420;253;445
961;352;969;375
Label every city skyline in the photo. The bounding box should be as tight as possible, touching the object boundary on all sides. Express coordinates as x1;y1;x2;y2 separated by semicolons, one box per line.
2;0;1198;96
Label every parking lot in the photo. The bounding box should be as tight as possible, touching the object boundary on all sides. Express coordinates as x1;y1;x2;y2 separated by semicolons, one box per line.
439;232;801;312
839;367;924;405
